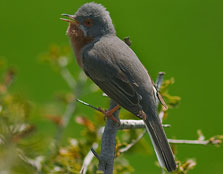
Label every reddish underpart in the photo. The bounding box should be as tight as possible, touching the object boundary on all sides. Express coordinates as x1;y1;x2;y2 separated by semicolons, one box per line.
67;22;93;67
61;16;93;67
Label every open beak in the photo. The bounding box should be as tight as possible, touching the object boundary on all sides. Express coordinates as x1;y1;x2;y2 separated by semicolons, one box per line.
60;14;76;23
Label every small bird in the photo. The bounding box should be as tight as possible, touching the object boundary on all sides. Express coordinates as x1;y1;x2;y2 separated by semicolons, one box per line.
61;2;176;172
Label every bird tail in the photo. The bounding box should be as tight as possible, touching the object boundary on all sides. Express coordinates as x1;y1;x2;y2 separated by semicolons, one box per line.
144;113;176;172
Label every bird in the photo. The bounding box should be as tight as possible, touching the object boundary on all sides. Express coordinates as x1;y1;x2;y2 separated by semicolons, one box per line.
61;2;176;172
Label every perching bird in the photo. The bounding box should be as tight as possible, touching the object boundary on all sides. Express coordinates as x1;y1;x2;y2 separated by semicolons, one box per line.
61;2;176;172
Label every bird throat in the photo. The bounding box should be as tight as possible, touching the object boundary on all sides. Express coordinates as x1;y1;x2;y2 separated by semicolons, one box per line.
67;23;93;67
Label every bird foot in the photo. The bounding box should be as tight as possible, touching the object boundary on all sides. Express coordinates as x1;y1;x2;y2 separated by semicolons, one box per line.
98;105;120;123
137;110;147;121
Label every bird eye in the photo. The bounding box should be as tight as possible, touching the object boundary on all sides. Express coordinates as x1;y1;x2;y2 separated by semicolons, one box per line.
84;18;93;27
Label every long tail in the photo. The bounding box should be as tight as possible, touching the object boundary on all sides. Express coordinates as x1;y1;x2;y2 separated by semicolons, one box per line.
144;113;176;172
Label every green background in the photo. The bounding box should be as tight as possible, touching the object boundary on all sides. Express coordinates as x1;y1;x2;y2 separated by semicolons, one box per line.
1;0;223;173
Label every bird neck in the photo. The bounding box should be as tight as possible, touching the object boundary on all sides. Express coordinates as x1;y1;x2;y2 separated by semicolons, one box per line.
70;36;93;68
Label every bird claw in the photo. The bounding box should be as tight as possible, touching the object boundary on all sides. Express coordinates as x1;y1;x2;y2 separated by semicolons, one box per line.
137;110;147;121
98;105;120;123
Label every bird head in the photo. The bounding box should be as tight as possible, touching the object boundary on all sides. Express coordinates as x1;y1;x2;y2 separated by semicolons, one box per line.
61;3;116;40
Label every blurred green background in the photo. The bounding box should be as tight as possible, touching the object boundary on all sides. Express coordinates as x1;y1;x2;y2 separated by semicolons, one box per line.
1;0;223;173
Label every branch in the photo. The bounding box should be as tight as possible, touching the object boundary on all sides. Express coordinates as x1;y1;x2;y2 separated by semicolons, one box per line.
76;98;103;113
90;147;100;160
118;119;170;129
97;100;120;174
155;72;165;91
168;138;222;145
60;67;76;89
119;130;147;153
51;71;86;155
80;143;99;174
75;99;170;129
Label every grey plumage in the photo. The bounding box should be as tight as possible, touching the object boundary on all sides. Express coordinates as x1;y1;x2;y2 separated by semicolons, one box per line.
75;3;116;37
65;2;177;172
82;36;176;172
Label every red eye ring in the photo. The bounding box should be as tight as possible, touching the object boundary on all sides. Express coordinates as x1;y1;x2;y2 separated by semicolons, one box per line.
84;18;93;27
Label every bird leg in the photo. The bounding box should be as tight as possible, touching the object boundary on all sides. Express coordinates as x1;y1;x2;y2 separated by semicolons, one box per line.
98;105;120;123
137;110;147;121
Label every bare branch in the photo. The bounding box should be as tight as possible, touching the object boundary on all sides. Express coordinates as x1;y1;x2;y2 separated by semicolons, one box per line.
52;72;86;153
60;67;76;89
155;72;165;91
159;110;165;122
168;139;209;145
118;119;170;129
76;98;102;112
80;143;99;174
119;130;147;153
54;101;77;148
98;100;120;174
76;98;170;129
91;147;100;160
168;138;222;145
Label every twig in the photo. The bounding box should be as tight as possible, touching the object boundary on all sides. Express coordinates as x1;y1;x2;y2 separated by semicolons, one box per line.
159;110;164;123
91;147;100;160
119;130;147;153
54;96;77;149
80;143;99;174
17;148;44;174
118;119;170;129
161;168;166;174
155;72;165;91
76;98;102;112
154;72;168;110
76;98;170;129
60;67;76;89
168;139;217;145
52;71;86;153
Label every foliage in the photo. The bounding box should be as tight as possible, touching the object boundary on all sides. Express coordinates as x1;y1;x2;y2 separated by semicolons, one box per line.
0;45;222;174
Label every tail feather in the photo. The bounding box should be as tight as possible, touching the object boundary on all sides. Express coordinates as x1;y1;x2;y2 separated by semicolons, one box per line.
144;115;176;172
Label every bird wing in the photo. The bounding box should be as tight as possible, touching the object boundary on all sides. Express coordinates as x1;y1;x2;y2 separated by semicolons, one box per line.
82;38;143;115
82;36;177;171
85;64;142;115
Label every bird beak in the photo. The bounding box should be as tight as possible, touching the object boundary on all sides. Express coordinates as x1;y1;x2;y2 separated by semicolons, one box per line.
60;14;76;23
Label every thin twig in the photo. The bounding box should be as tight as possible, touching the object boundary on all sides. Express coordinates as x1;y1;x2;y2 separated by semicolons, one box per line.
54;96;76;149
159;110;164;123
80;143;99;174
119;130;147;153
52;71;86;154
60;67;76;89
76;98;119;122
17;148;43;174
91;147;100;160
155;72;168;110
155;72;165;91
76;98;170;129
168;139;213;145
76;98;102;112
118;119;170;129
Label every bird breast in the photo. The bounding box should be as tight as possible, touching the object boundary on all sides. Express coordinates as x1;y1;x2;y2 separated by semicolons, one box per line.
67;23;93;67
